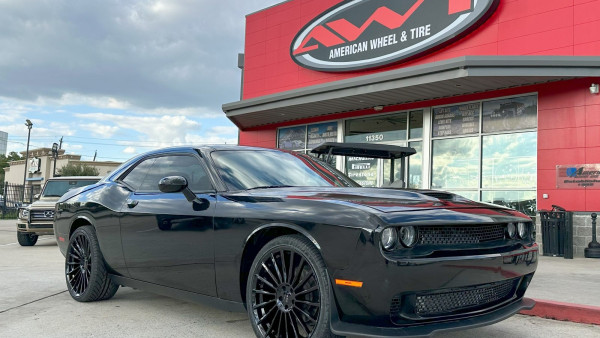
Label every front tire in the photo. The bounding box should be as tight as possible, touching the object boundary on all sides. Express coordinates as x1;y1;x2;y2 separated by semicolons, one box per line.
17;232;38;246
247;235;334;338
65;225;119;302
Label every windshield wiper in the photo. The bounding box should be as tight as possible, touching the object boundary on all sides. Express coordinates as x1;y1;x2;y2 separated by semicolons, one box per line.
246;185;294;190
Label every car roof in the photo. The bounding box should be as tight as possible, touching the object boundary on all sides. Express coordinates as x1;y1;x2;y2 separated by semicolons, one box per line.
105;145;281;181
47;176;103;181
128;145;280;159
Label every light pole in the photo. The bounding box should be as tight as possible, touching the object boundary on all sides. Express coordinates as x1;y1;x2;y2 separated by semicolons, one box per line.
52;142;59;177
21;119;33;203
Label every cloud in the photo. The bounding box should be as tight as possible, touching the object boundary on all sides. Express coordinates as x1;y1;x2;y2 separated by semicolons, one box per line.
208;125;238;135
123;146;137;154
80;123;120;138
75;112;201;146
0;0;281;114
0;101;31;123
185;134;237;146
62;143;83;150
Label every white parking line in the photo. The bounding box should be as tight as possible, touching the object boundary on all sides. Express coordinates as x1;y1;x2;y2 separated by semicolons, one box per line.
0;238;54;247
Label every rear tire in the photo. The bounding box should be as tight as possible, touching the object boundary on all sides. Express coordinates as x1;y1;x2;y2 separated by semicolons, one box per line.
17;232;38;246
65;225;119;302
247;235;336;338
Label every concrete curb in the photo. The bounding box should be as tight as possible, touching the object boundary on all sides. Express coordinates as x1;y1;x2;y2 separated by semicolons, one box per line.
520;299;600;325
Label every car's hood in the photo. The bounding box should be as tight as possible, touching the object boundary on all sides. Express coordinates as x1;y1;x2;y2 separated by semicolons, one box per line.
237;187;520;214
58;182;106;203
28;198;60;209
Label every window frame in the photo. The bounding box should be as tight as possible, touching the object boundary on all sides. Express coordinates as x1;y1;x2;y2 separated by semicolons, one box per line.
116;152;216;194
429;93;538;203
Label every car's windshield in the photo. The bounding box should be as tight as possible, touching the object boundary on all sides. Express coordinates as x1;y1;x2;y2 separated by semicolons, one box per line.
42;180;99;197
211;150;359;191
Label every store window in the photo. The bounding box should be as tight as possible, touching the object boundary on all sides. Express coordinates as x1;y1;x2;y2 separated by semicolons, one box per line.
431;95;538;217
345;110;423;188
278;121;338;154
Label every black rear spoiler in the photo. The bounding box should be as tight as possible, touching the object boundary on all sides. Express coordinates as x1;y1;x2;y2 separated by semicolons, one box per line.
310;142;416;187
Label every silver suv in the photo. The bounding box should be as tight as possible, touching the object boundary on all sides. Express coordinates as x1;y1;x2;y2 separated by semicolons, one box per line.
16;176;101;246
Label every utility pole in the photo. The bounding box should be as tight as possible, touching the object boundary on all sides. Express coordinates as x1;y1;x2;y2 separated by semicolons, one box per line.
93;150;97;162
52;143;59;178
59;136;63;149
21;119;33;203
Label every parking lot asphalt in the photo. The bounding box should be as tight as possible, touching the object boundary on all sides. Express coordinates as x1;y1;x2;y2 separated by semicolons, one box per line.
1;219;599;337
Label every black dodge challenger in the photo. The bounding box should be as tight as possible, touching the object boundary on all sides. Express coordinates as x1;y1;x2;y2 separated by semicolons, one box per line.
54;145;538;337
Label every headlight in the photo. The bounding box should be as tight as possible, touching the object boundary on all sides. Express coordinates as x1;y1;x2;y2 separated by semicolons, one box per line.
19;209;29;220
517;222;528;239
381;228;397;251
506;223;516;239
399;226;417;248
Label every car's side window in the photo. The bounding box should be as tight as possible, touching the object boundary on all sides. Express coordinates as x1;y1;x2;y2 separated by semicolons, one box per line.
138;155;213;193
120;158;157;191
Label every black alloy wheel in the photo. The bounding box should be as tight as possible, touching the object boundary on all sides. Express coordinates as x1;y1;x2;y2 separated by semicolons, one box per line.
65;225;119;302
66;231;92;296
247;235;335;338
17;232;38;246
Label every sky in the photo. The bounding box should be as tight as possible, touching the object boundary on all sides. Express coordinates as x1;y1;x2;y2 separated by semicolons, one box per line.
0;0;280;162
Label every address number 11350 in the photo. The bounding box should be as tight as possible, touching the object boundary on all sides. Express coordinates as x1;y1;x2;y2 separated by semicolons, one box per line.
365;134;384;142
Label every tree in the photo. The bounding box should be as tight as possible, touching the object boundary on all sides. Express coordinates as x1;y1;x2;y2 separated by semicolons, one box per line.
57;163;100;176
0;152;24;183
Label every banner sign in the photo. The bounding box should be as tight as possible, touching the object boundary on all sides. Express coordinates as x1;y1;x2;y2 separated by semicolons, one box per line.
28;157;41;174
291;0;500;72
307;122;338;148
346;156;378;187
432;102;480;137
482;95;537;133
278;126;306;150
556;164;600;189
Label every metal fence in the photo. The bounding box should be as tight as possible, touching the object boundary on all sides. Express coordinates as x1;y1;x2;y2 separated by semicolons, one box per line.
0;182;42;219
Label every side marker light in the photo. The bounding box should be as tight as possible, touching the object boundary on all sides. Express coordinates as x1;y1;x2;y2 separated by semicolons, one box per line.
335;279;363;288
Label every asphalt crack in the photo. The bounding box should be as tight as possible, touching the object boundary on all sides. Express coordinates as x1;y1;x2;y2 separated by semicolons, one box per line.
0;290;68;314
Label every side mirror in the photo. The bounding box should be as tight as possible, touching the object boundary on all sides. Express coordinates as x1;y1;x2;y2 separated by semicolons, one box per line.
158;176;188;193
33;194;40;200
158;176;209;211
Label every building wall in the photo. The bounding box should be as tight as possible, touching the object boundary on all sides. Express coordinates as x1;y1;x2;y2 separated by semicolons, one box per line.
243;0;600;99
3;148;120;186
537;77;600;212
240;76;600;212
239;0;600;256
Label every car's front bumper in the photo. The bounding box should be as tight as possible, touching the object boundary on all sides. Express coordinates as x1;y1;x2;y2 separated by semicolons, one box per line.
16;221;54;235
331;297;535;337
329;243;538;335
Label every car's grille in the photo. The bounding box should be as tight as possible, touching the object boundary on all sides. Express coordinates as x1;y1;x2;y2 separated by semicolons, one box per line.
30;210;55;220
418;224;505;245
390;278;519;322
415;279;517;316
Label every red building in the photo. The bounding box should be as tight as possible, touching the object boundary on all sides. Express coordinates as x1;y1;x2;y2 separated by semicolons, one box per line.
223;0;600;256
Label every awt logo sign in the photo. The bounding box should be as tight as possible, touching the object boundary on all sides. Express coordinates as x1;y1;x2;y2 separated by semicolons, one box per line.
290;0;500;72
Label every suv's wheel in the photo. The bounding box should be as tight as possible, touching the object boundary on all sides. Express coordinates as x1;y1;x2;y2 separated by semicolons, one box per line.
65;225;119;302
247;235;335;338
17;232;38;246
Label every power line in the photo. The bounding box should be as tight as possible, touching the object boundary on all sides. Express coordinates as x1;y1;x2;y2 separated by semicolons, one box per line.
8;136;211;147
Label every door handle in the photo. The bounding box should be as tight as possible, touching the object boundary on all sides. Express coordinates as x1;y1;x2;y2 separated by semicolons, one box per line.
127;199;139;208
